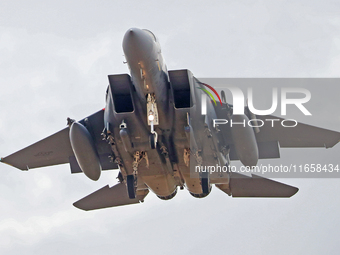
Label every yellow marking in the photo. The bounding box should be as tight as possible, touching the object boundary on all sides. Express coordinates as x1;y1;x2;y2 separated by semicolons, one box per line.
1;161;13;167
156;60;161;71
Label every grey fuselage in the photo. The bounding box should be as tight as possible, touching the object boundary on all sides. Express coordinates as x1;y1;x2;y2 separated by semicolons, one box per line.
103;28;216;198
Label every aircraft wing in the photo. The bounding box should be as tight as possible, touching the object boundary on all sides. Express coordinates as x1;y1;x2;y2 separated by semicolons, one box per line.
215;103;340;160
1;109;117;171
1;127;72;170
254;115;340;148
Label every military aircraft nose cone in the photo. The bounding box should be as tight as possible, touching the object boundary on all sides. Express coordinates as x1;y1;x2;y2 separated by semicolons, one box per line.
123;28;154;61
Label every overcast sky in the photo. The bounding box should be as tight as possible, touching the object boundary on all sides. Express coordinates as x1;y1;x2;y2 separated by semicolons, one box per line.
0;1;340;254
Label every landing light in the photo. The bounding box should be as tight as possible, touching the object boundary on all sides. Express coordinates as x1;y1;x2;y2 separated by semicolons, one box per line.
148;114;155;121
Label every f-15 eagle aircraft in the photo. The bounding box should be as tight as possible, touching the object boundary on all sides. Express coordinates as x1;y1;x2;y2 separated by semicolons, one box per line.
1;28;340;211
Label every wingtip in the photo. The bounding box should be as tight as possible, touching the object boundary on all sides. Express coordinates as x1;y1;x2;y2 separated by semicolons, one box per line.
0;157;10;166
73;201;87;211
290;187;299;197
0;156;25;169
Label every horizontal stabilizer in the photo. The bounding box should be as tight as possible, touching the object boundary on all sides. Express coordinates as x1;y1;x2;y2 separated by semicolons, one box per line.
73;183;148;211
217;173;298;197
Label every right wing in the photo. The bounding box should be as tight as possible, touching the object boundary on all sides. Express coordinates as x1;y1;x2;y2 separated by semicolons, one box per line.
1;127;73;170
215;103;340;160
255;115;340;148
1;109;117;171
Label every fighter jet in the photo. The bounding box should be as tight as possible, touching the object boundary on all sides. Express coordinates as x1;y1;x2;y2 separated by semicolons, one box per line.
1;28;340;210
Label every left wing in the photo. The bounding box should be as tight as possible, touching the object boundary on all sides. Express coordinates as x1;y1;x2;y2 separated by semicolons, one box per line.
1;109;117;171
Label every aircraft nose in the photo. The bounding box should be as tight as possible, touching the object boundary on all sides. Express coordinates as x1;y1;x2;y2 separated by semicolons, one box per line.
123;28;154;60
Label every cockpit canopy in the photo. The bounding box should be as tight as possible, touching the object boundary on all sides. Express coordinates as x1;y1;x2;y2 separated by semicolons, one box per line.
143;29;157;42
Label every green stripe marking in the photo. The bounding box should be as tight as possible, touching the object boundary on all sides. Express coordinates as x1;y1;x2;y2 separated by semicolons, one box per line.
197;87;217;106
